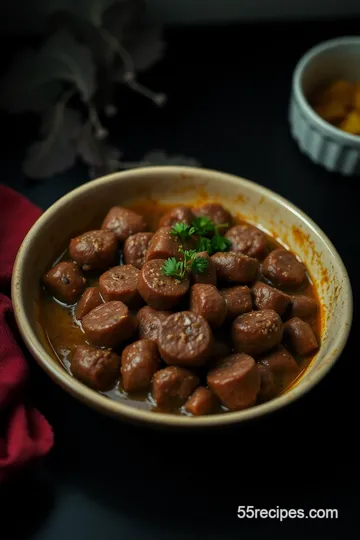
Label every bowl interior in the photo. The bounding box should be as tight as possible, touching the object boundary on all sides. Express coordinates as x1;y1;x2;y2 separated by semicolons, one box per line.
13;167;352;427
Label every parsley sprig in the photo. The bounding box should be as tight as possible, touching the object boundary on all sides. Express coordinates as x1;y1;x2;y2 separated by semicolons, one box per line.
162;249;208;280
170;215;231;256
170;222;195;243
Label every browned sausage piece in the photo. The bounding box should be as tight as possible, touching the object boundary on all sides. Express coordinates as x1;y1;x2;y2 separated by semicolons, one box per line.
136;306;172;342
75;287;103;320
211;252;259;284
43;261;86;304
207;353;260;410
101;206;148;242
289;295;318;320
152;366;200;407
283;317;319;356
260;345;299;378
251;282;291;316
138;259;189;310
158;311;213;367
225;224;268;260
159;205;194;227
99;265;141;306
146;227;194;262
262;249;306;289
190;284;227;329
184;387;219;416
232;309;283;356
71;344;120;391
220;285;253;320
123;232;153;269
82;301;137;348
191;251;217;286
121;339;160;393
69;230;118;271
193;203;232;233
256;363;278;401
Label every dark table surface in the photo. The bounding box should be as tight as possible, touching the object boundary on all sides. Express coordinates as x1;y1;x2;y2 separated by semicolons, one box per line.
1;19;359;539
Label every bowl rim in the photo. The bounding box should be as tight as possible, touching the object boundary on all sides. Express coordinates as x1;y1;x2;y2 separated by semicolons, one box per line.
12;166;353;428
293;35;360;145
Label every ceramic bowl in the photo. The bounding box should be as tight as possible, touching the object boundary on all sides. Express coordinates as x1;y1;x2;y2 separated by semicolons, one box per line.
12;166;353;428
289;36;360;175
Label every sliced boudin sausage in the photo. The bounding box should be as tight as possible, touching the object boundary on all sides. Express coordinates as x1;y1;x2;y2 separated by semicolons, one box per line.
207;353;260;410
232;309;283;356
136;305;172;343
225;224;267;260
289;295;318;320
191;251;217;286
82;301;137;348
211;252;259;284
283;317;319;356
184;387;219;416
251;282;291;316
69;230;118;272
101;206;148;242
158;311;213;367
220;285;253;320
99;264;141;306
121;339;160;393
260;345;299;377
75;287;103;320
123;232;153;269
145;226;194;262
190;284;227;329
262;249;306;289
43;261;86;304
159;205;194;228
152;366;200;407
138;259;189;310
193;203;232;233
71;344;120;391
257;363;278;401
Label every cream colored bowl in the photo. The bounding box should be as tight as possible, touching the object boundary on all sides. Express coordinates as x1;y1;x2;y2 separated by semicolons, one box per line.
12;166;352;428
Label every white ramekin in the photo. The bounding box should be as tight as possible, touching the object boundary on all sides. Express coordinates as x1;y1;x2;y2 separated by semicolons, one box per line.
289;36;360;176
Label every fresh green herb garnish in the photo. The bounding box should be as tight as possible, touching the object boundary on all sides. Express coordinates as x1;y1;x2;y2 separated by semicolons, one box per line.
211;234;232;253
196;236;213;254
170;222;195;243
192;216;215;236
162;249;208;280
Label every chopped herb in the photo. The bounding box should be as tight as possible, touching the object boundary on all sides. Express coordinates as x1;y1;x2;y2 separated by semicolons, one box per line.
211;234;232;253
191;216;215;236
191;255;209;274
161;249;208;280
170;222;195;243
196;236;213;254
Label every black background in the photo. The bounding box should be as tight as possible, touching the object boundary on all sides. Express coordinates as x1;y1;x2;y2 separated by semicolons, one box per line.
1;20;359;539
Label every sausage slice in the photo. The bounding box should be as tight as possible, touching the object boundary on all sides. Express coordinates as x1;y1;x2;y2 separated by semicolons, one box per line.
283;317;319;356
184;387;219;416
99;264;141;306
123;232;153;269
193;203;232;233
251;282;291;315
82;301;137;348
159;205;194;227
220;285;253;320
145;226;193;262
256;363;278;401
211;252;259;284
121;339;160;393
225;224;267;259
69;230;118;271
136;306;172;343
262;249;306;289
191;251;217;286
232;309;283;356
158;311;213;367
138;259;190;310
75;287;103;320
289;295;318;320
152;366;200;407
207;353;260;410
71;344;120;391
43;261;86;304
190;284;227;329
102;206;148;242
259;345;300;392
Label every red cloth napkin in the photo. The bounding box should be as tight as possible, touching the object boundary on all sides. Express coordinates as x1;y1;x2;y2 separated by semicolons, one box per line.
0;184;53;483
